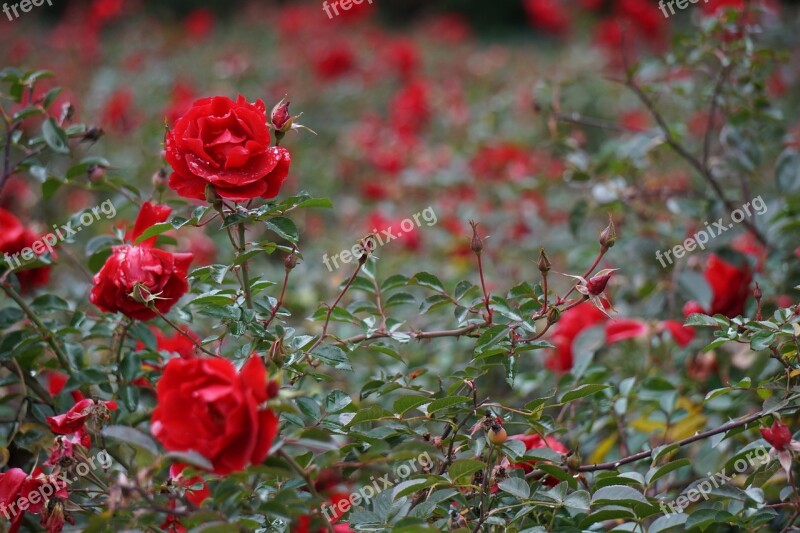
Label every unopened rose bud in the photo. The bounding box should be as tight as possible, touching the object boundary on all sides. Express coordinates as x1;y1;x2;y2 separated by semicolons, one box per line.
566;449;581;470
284;252;298;271
271;98;292;132
469;221;483;254
268;339;285;367
204;183;223;211
586;273;612;296
547;306;561;325
754;282;762;301
130;283;150;304
152;168;168;190
87;164;105;182
538;248;551;273
599;214;616;252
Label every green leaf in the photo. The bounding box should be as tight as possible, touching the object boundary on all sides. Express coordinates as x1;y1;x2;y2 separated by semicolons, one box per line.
409;272;445;293
646;459;691;485
311;346;352;371
497;477;531;499
101;425;159;455
393;395;432;416
264;217;299;244
561;384;611;403
134;222;174;245
345;405;392;427
448;459;485;484
474;325;509;354
684;314;719;327
427;396;471;414
42;118;70;154
591;485;649;506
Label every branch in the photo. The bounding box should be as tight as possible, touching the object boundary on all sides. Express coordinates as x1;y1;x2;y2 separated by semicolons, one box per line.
577;406;788;472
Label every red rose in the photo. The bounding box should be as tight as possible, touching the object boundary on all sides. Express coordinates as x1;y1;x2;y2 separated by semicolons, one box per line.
90;202;193;321
0;209;53;292
165;96;291;202
151;355;280;475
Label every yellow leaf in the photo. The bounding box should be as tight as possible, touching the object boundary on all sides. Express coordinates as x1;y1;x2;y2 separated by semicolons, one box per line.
589;433;618;465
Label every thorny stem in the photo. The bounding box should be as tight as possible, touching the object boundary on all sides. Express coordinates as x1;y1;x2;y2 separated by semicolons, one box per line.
155;309;218;357
577;405;793;472
237;223;254;310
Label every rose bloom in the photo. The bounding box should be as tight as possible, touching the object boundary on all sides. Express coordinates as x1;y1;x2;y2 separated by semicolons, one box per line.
90;202;192;321
166;95;291;202
151;355;280;475
547;302;694;372
47;398;117;435
0;208;53;292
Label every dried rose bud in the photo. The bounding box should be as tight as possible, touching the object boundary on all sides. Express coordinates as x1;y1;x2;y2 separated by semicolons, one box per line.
586;273;612;296
469;221;483;254
284;252;298;271
599;214;616;252
753;282;762;301
152;168;168;190
547;306;561;325
538;248;551;273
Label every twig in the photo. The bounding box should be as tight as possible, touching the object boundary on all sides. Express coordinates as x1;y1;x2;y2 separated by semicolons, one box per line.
577;406;790;472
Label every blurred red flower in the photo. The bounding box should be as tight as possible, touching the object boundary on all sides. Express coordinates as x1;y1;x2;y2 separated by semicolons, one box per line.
0;209;53;292
683;254;752;318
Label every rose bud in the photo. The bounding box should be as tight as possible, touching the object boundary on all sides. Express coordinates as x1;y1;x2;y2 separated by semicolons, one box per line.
599;214;616;252
761;420;793;452
271;98;292;132
586;273;612;296
538;248;551;273
469;221;483;254
152;168;168;191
